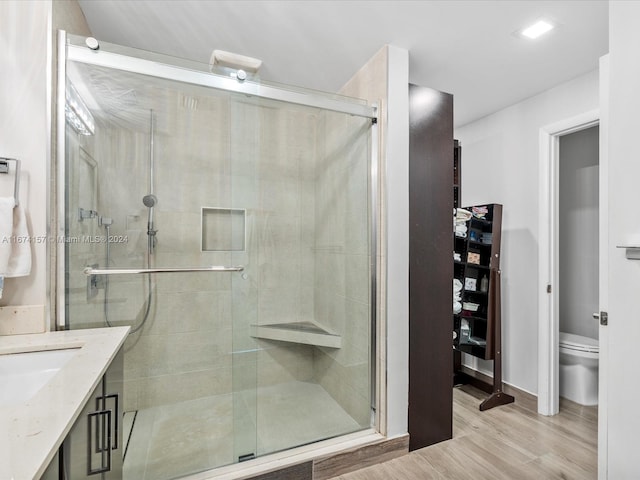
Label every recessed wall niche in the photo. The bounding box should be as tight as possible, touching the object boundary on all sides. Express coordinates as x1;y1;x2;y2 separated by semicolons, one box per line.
201;207;246;251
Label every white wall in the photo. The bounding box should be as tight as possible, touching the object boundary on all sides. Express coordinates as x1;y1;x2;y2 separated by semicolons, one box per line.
340;44;410;438
0;1;50;308
385;46;409;437
559;126;599;340
605;1;640;477
455;70;599;394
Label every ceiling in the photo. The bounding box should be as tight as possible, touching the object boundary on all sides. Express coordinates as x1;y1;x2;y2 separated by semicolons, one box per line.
76;0;608;127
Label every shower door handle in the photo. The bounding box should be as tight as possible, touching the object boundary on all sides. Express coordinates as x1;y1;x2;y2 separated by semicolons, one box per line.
84;266;244;275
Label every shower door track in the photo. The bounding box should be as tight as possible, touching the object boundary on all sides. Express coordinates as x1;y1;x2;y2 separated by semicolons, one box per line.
64;35;377;120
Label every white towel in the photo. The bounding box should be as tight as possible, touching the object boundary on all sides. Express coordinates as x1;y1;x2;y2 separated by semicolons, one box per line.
0;197;32;298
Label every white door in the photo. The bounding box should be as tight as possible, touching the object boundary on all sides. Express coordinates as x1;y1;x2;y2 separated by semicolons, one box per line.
601;4;640;477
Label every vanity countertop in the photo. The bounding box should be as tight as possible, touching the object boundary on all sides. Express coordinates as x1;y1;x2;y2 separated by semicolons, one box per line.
0;327;129;480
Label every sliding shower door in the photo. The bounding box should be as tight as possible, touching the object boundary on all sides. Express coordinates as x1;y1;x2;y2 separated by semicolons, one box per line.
60;33;375;479
226;95;374;461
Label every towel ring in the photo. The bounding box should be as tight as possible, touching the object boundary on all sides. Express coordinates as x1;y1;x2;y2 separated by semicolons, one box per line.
0;158;20;206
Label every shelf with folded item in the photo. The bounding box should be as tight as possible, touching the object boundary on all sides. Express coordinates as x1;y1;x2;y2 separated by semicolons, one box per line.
464;263;490;272
463;248;493;268
462;290;489;302
458;313;488;322
460;311;488;321
468;240;493;248
468;216;492;226
453;315;488;357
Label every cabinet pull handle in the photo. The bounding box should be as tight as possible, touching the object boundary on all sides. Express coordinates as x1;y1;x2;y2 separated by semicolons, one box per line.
87;409;112;475
96;393;119;450
105;394;119;450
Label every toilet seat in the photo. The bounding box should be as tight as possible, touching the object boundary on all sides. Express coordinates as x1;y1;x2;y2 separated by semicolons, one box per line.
559;332;599;354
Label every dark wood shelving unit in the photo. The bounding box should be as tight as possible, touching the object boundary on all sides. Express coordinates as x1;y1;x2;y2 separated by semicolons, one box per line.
408;84;454;450
454;140;461;208
453;203;514;411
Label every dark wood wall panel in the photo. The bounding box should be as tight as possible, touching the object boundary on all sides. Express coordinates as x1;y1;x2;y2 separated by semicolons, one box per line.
245;461;312;480
408;84;454;450
313;434;409;480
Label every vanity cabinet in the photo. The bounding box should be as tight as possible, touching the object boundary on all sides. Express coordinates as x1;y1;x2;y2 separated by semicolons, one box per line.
61;349;124;479
41;450;61;480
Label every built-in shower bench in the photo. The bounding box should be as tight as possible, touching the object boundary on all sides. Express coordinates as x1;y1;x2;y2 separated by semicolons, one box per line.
250;321;341;348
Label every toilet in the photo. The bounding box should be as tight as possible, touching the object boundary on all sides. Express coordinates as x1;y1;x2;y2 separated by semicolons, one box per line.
559;332;599;406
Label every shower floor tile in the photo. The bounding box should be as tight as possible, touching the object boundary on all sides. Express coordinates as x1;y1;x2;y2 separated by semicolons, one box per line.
123;381;362;480
252;381;361;456
124;394;234;480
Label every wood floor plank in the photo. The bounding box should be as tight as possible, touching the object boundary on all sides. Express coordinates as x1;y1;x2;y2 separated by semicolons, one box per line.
331;386;597;480
332;454;443;480
524;452;597;480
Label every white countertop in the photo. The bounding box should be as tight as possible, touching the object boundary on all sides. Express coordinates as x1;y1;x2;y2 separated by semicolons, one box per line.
0;327;129;480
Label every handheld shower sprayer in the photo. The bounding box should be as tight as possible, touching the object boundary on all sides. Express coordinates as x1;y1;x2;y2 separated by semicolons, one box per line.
143;194;158;253
142;194;157;208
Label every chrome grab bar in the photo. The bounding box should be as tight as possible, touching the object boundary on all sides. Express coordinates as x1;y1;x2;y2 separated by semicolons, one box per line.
84;266;244;275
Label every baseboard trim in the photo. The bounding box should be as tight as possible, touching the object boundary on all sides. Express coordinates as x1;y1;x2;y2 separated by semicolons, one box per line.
312;434;409;480
185;431;408;480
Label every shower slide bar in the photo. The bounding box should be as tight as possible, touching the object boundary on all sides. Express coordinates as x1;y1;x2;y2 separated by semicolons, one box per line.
84;266;244;275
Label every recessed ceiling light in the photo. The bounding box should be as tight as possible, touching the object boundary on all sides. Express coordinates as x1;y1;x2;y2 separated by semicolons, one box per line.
520;20;554;39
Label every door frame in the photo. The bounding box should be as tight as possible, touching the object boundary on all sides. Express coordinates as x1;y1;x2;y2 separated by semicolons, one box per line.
537;108;599;417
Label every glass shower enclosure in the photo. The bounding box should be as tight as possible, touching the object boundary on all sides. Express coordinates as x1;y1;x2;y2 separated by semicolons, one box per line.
57;33;377;479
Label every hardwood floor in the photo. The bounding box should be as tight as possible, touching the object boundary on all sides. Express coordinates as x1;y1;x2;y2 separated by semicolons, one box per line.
331;385;597;480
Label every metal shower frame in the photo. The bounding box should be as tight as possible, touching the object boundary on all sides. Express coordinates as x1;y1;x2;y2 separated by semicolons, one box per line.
54;28;380;427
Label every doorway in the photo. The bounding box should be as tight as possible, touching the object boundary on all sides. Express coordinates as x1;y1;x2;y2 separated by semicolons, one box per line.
537;110;599;416
558;126;600;405
558;126;600;341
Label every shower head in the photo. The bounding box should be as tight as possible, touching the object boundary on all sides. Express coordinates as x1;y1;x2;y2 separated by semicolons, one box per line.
142;194;157;208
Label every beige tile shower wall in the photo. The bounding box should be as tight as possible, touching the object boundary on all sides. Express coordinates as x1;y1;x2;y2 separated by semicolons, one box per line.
125;94;236;410
66;90;320;410
63;132;105;331
249;102;317;388
312;109;372;427
313;46;389;427
66;119;150;336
